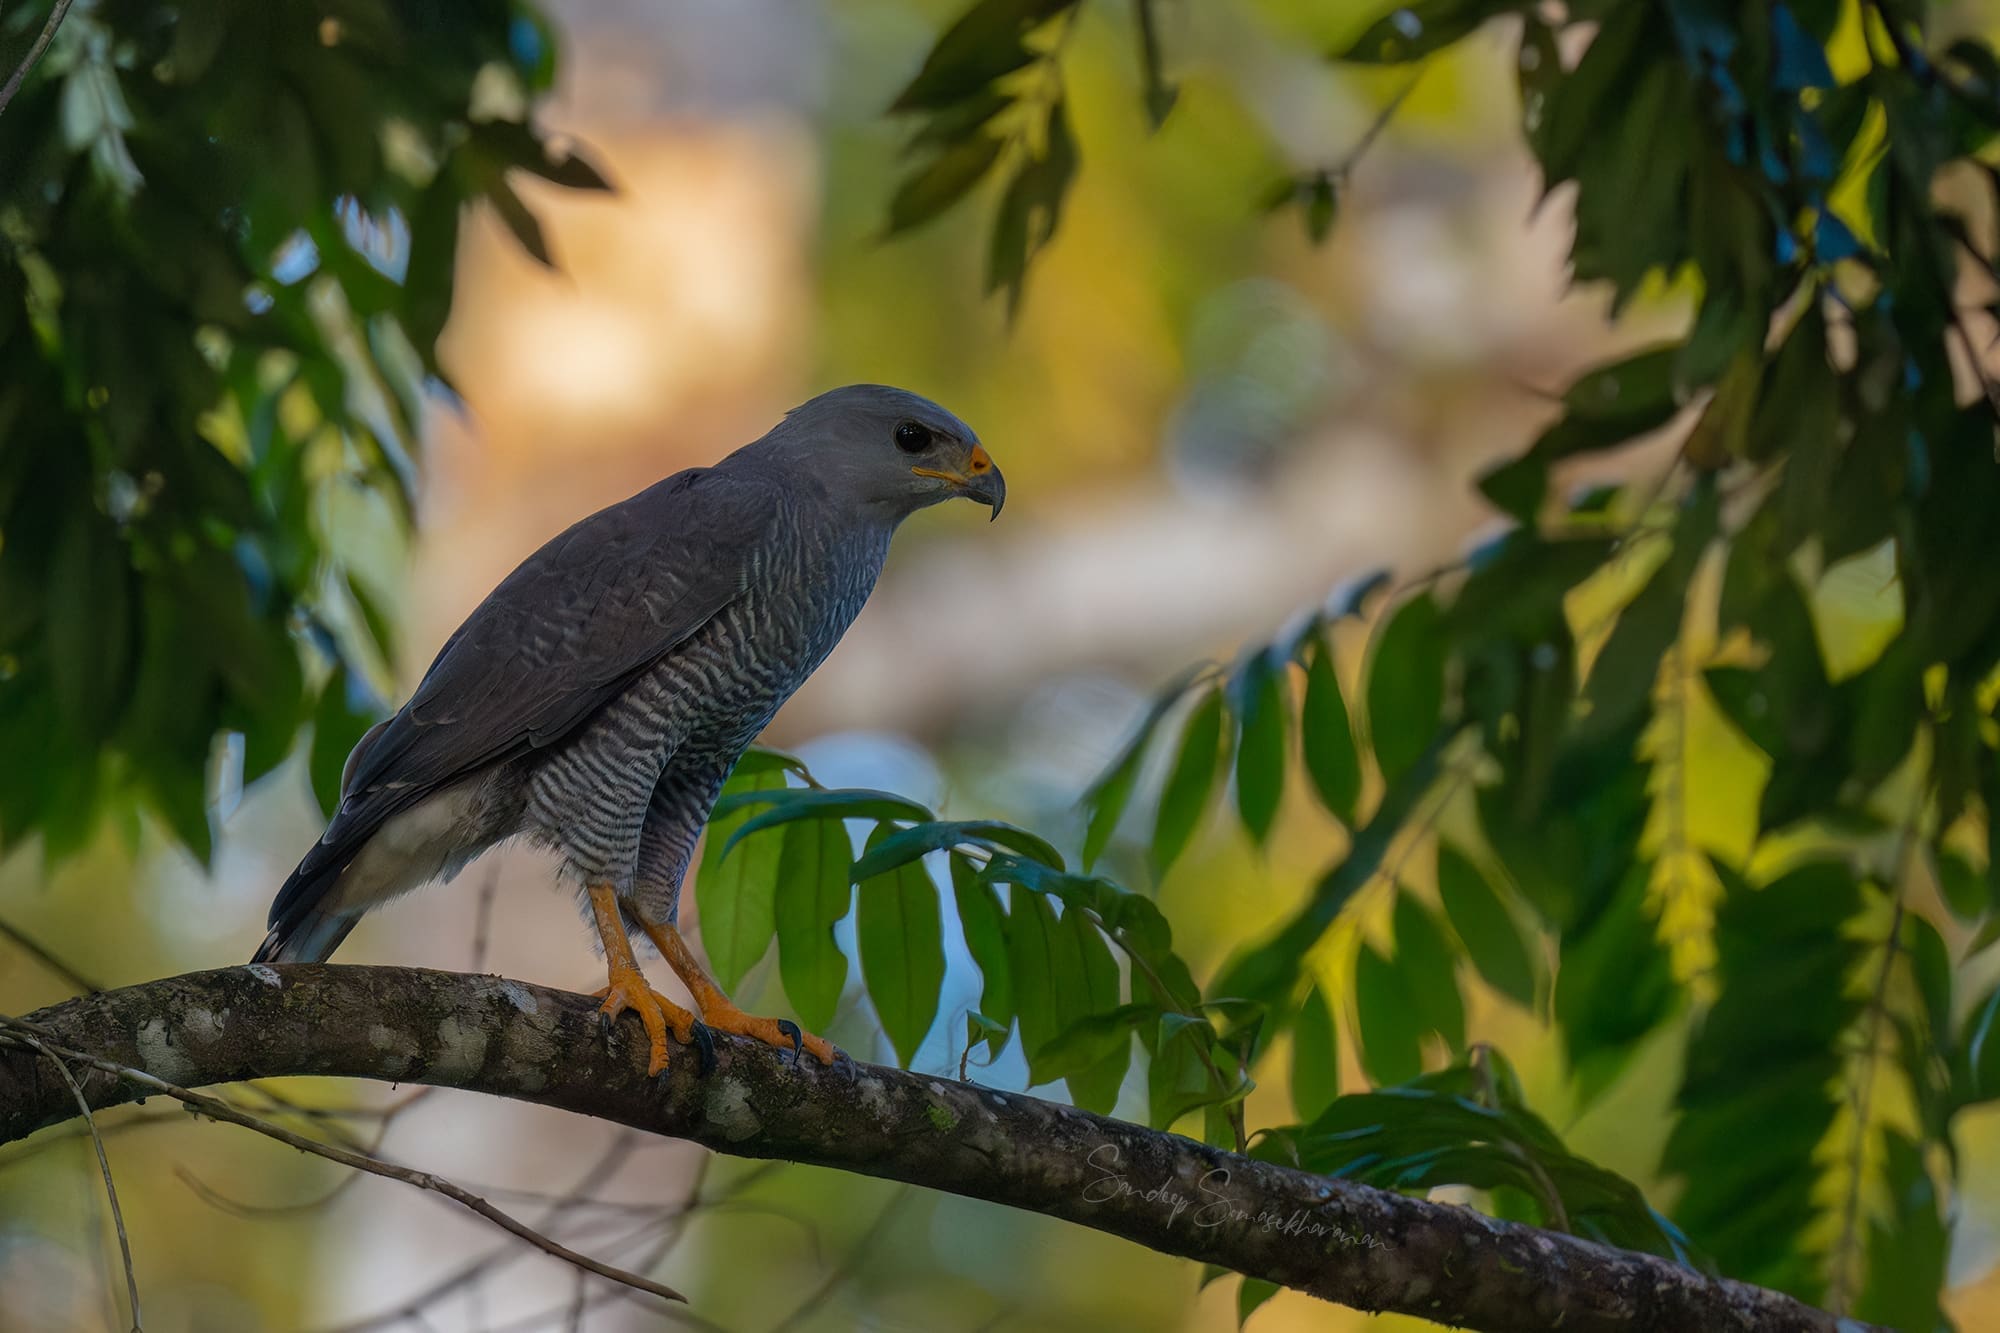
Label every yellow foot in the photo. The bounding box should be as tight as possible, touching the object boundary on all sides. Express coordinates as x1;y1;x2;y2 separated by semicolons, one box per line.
698;997;838;1065
593;964;698;1077
585;881;701;1077
637;917;839;1065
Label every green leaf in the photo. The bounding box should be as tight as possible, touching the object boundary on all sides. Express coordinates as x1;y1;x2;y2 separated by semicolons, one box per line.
857;823;946;1066
1299;634;1361;821
1148;1011;1224;1129
1853;1131;1949;1333
1036;1002;1157;1083
1558;864;1675;1105
1581;482;1718;739
987;96;1076;317
731;746;816;783
696;769;788;991
1436;843;1538;1007
1009;885;1061;1071
1080;664;1207;868
1290;984;1339;1121
965;1011;1010;1065
1393;893;1465;1051
1151;683;1230;879
774;817;853;1033
1238;1277;1279;1325
1905;914;1951;1047
851;818;1063;882
1354;941;1425;1086
713;787;933;857
981;854;1204;1012
1960;982;2000;1105
1213;737;1446;1024
48;508;132;745
489;182;555;267
1274;1059;1697;1262
1934;848;1987;923
891;0;1076;112
1477;342;1688;522
308;664;383;819
1365;592;1446;785
905;87;1014;150
887;132;1006;234
951;852;1014;1053
1055;905;1129;1112
1230;648;1289;845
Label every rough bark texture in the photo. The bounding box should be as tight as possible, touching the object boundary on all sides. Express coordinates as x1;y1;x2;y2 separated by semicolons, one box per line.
0;965;1869;1333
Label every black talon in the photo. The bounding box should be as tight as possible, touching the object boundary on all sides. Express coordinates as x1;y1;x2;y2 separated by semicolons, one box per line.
598;1010;613;1035
692;1022;717;1075
775;1018;803;1061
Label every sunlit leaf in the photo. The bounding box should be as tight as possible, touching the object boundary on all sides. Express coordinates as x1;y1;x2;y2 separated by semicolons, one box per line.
774;816;853;1032
1436;843;1538;1008
857;824;946;1067
887;132;1006;234
1354;941;1424;1086
1393;893;1465;1051
714;787;933;857
1366;592;1447;785
1299;634;1361;821
851;818;1063;882
951;852;1014;1055
890;0;1077;111
1081;664;1207;868
1214;738;1446;1024
1230;647;1289;845
1290;983;1339;1122
697;769;788;991
1055;904;1128;1112
1151;682;1229;879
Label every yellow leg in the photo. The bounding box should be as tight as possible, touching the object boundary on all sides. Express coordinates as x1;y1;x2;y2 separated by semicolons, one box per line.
639;916;838;1065
588;883;696;1077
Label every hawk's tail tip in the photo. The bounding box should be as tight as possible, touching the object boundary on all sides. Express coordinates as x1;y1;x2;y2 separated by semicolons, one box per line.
250;910;357;966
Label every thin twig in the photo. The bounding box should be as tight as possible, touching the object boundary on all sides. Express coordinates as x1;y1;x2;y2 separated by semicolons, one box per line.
24;1033;142;1331
1334;72;1424;186
0;1015;687;1309
0;0;77;117
0;915;104;994
470;865;501;972
1827;785;1927;1313
174;1161;371;1218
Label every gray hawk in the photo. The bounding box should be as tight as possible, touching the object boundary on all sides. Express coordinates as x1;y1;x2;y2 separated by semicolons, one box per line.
255;384;1004;1073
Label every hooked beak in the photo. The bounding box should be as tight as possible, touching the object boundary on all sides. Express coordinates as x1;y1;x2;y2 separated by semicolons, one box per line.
912;443;1006;520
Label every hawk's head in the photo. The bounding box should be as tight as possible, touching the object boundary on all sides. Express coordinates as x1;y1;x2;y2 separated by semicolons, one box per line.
770;383;1005;520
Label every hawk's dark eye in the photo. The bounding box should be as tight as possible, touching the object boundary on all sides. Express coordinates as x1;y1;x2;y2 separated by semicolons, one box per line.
894;420;932;453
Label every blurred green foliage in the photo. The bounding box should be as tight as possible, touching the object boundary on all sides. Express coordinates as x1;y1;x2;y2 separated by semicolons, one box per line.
9;0;2000;1327
0;0;602;862
680;0;2000;1326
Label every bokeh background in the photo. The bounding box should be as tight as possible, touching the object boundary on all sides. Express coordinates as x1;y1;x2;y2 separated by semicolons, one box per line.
4;1;1999;1330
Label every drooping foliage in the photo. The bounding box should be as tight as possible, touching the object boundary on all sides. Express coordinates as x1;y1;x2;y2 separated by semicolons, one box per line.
0;0;605;859
8;0;2000;1326
776;1;1995;1324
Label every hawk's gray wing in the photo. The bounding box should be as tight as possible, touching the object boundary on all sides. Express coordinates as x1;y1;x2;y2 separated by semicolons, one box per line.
264;467;781;941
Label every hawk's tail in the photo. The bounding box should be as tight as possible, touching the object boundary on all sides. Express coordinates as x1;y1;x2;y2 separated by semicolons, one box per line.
251;905;359;965
252;853;361;964
250;908;360;960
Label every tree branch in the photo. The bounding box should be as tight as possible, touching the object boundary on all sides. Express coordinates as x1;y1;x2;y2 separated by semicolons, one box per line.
0;965;1873;1333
